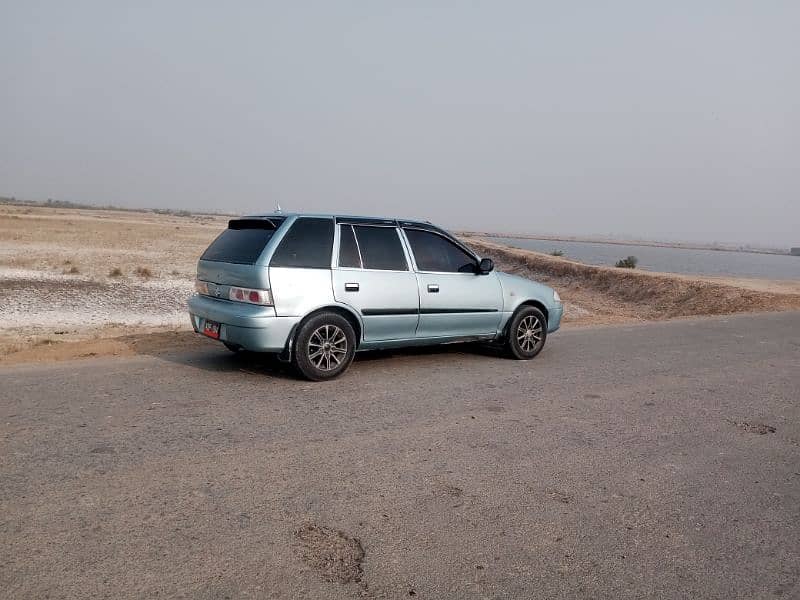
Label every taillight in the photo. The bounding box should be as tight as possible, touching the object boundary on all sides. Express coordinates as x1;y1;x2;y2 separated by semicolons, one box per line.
195;279;209;295
228;286;273;306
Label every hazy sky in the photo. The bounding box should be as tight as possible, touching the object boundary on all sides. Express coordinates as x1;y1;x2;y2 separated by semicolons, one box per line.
2;1;798;246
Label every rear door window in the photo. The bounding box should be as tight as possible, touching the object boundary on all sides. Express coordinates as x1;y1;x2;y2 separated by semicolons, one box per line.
270;217;334;269
201;219;282;264
353;226;408;271
404;229;477;273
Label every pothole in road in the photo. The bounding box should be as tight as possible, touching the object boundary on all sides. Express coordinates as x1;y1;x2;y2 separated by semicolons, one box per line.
728;420;776;435
295;523;365;584
442;484;463;497
89;443;115;454
546;488;573;504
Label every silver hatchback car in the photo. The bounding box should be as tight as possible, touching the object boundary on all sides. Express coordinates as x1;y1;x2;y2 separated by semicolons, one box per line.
188;214;563;380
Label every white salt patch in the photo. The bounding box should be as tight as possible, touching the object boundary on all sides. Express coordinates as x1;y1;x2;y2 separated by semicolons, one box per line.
0;269;194;331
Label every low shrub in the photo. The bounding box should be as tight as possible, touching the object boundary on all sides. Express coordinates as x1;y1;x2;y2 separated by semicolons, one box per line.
615;256;638;269
108;267;123;277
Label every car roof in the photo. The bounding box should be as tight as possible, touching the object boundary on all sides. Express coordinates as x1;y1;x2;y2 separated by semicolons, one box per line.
240;213;443;230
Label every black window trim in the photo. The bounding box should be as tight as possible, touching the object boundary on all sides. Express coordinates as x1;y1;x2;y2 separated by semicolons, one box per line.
336;223;364;270
401;226;480;274
336;216;397;227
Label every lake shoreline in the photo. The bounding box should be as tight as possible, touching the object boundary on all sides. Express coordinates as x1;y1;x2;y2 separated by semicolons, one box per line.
459;231;791;257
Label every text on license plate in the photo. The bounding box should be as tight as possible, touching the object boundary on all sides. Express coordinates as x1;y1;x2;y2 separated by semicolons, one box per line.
203;320;220;339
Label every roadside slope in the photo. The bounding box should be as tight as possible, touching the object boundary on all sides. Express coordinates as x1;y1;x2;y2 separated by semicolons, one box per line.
463;236;800;326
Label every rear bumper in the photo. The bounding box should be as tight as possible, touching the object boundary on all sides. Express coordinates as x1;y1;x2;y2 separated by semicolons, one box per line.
187;294;299;352
548;304;564;333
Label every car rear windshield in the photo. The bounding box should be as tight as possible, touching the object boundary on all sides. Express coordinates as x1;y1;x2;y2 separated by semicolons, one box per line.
201;218;285;264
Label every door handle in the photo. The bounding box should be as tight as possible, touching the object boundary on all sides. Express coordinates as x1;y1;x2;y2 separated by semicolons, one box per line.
345;282;360;292
427;284;439;293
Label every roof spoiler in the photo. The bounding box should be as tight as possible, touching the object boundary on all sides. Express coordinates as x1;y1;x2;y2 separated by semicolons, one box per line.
228;217;282;230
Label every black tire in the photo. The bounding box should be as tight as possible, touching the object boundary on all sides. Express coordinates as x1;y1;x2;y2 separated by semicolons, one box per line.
505;306;547;360
293;312;357;381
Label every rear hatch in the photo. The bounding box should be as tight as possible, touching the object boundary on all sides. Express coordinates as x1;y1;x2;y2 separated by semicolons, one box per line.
196;217;285;293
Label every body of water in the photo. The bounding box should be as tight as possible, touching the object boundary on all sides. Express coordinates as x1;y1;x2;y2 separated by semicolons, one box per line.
491;237;800;280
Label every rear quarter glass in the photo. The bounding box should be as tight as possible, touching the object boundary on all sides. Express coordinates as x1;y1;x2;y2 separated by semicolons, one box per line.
269;217;334;269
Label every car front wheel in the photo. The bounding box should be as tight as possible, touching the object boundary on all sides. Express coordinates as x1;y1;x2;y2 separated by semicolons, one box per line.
506;306;547;360
293;312;357;381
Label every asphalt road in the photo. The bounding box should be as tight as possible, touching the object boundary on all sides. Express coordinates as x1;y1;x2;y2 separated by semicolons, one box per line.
2;312;799;600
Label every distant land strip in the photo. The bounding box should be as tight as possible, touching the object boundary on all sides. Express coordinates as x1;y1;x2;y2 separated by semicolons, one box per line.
1;196;792;256
458;231;792;257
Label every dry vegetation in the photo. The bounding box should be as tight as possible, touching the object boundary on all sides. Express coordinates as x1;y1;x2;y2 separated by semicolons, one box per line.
134;266;153;278
0;203;797;364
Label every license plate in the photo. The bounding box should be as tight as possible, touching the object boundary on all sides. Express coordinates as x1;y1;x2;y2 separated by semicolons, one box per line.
203;319;221;339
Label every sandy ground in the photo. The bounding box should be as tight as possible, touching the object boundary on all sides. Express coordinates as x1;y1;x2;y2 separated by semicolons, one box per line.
697;275;800;295
2;204;798;364
0;204;225;362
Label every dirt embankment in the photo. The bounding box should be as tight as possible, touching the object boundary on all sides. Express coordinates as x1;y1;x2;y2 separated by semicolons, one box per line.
463;237;800;326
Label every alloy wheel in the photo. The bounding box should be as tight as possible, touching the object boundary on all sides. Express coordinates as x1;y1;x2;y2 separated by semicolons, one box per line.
307;324;348;371
516;315;543;353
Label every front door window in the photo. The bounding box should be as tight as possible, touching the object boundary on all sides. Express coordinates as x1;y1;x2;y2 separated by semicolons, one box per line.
404;229;477;273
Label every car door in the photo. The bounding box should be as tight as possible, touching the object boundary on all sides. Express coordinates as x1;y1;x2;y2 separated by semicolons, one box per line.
402;227;503;338
332;223;420;342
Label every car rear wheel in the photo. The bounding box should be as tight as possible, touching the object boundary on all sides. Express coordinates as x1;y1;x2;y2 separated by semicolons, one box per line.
293;312;356;381
506;306;547;360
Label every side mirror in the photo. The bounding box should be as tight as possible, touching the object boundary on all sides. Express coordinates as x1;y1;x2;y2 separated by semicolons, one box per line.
478;257;494;274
